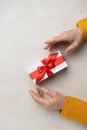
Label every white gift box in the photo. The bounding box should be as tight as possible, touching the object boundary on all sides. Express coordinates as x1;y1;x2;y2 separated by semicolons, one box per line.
28;51;68;84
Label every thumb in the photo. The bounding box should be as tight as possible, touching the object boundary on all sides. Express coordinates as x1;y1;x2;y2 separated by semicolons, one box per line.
65;42;77;54
41;87;54;97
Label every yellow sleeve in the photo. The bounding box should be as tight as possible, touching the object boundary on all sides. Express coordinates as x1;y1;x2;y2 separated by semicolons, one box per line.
59;96;87;125
76;18;87;40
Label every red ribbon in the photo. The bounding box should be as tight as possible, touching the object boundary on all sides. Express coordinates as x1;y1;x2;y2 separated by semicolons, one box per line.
29;52;65;84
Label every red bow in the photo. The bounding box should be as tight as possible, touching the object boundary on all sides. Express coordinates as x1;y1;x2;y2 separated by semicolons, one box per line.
29;52;65;84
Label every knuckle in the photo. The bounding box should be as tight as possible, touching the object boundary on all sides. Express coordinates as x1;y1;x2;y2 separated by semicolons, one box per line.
50;37;57;42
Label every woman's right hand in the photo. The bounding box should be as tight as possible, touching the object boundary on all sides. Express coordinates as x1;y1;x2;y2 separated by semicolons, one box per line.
44;28;85;54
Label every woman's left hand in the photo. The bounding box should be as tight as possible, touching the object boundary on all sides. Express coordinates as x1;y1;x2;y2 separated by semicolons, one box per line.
29;87;66;110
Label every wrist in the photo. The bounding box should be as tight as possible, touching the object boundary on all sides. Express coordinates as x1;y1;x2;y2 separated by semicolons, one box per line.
58;96;66;113
76;27;85;41
60;96;66;109
57;95;66;111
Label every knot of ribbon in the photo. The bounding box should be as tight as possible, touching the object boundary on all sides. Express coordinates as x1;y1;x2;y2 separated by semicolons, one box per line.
36;53;58;83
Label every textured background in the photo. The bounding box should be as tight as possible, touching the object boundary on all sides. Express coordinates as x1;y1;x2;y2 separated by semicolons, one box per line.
0;0;87;130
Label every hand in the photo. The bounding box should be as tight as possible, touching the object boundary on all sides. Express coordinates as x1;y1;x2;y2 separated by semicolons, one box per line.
44;28;85;54
29;87;65;110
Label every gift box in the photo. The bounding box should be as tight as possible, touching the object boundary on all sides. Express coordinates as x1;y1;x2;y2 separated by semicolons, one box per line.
28;51;68;84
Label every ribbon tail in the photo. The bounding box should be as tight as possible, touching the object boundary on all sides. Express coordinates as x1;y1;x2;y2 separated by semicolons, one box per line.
47;69;53;77
36;71;45;84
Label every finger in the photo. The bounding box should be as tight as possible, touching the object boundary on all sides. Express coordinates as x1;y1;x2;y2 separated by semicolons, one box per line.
44;44;50;50
36;88;40;97
45;34;67;45
64;42;77;54
29;90;34;94
45;37;57;44
49;44;57;51
41;87;55;97
36;88;43;97
39;89;43;97
29;90;47;105
44;44;55;50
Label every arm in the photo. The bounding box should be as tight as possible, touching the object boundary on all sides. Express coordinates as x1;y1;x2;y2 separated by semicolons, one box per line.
29;18;87;125
29;87;87;125
59;18;87;125
59;96;87;125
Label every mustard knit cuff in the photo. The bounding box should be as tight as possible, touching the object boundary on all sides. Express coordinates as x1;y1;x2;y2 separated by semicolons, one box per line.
59;96;87;125
76;18;87;40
